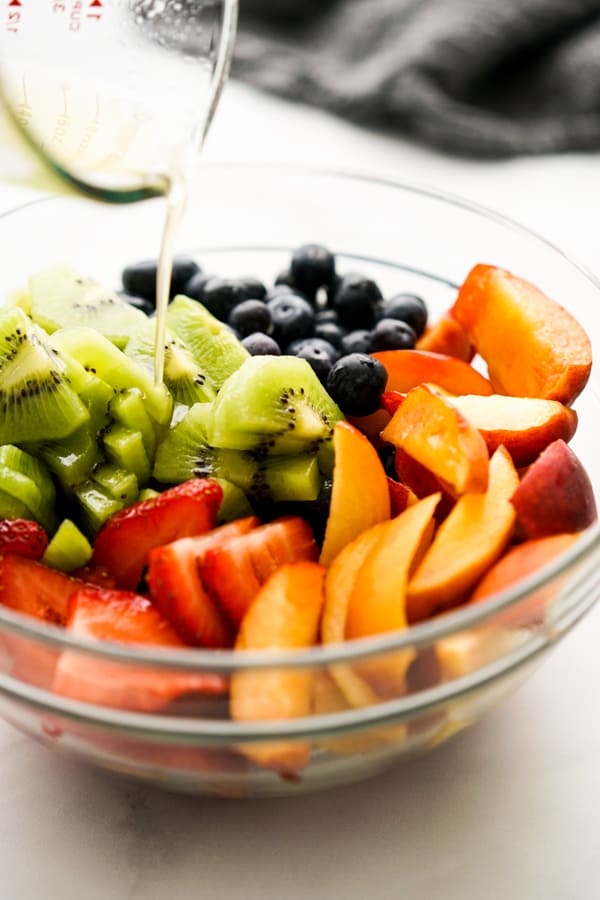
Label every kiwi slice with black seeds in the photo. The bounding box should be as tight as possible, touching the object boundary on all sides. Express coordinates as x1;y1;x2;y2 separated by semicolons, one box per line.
0;444;57;531
209;355;344;454
29;265;147;349
0;307;89;445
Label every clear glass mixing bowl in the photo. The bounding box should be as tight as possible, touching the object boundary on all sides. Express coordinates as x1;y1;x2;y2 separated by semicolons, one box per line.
0;165;598;797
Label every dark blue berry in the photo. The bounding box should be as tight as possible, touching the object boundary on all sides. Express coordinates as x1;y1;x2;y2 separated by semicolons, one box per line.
241;333;281;356
239;276;267;300
290;244;336;303
267;294;315;346
315;309;340;325
200;277;252;321
341;329;373;355
326;353;387;416
118;291;154;317
331;273;383;329
266;282;307;303
372;318;416;351
228;299;272;338
380;293;428;337
313;321;346;350
183;270;216;303
122;255;201;305
377;445;398;480
274;269;297;289
290;337;339;384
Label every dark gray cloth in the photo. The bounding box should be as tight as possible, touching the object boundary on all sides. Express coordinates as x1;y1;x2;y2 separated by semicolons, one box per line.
234;0;600;157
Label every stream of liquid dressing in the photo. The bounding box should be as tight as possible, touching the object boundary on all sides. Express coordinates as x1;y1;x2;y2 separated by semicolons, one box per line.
0;0;238;384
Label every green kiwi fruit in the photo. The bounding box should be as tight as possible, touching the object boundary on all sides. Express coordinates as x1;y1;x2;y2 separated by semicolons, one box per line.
137;487;160;502
0;445;56;531
153;402;321;502
0;307;89;445
0;488;32;520
109;389;157;461
213;478;254;523
208;355;343;453
91;463;139;507
103;424;151;486
125;320;217;407
166;295;249;389
28;265;147;348
42;519;92;572
73;481;125;535
49;326;173;427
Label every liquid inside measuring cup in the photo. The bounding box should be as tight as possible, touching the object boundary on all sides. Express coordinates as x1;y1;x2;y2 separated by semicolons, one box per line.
0;0;238;382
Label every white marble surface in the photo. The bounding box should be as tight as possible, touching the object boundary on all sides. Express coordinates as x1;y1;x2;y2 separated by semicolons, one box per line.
1;83;600;899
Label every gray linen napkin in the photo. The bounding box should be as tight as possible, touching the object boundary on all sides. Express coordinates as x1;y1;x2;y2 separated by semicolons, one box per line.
234;0;600;157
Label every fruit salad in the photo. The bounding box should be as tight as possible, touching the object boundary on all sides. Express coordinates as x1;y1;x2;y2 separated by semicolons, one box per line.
0;245;595;775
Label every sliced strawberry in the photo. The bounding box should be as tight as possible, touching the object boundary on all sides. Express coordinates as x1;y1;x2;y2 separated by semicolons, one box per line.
0;555;86;625
200;516;319;628
0;519;48;560
71;564;118;589
91;478;223;590
147;517;259;648
380;391;404;417
53;588;228;711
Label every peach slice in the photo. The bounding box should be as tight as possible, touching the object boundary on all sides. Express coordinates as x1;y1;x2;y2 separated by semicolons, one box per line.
416;312;474;362
231;561;325;773
445;394;578;467
436;629;528;681
319;421;390;566
387;477;418;517
393;448;455;521
407;446;519;621
468;533;580;628
510;439;597;538
347;408;391;444
372;349;493;396
451;264;592;405
381;384;489;497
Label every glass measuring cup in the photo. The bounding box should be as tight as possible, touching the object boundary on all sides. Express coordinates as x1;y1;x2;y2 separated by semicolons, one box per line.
0;0;238;202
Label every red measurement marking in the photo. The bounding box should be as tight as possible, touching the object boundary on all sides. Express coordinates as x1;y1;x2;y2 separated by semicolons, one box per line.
8;0;22;6
90;0;102;6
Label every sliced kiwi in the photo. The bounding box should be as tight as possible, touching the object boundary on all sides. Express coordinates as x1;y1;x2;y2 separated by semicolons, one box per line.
125;319;217;407
109;389;157;461
28;264;147;348
213;478;254;523
103;424;151;487
49;326;173;427
91;463;139;507
0;445;57;531
166;295;249;389
153;402;321;502
42;519;92;572
0;307;89;444
209;355;343;453
73;480;125;535
137;487;161;502
0;488;32;520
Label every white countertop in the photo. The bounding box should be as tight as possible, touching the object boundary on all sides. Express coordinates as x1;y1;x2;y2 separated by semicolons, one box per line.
1;83;600;900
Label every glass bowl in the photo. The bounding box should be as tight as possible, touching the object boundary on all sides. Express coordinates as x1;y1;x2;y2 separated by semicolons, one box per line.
0;165;598;798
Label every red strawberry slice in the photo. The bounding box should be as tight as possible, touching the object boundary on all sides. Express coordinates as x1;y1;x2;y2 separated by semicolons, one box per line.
0;554;86;625
91;478;223;590
71;563;118;589
53;588;228;711
380;390;404;417
200;516;319;628
0;519;48;560
147;516;260;648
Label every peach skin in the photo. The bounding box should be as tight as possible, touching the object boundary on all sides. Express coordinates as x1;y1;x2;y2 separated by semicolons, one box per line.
382;384;490;497
416;312;474;362
372;349;493;396
451;264;592;405
407;446;519;621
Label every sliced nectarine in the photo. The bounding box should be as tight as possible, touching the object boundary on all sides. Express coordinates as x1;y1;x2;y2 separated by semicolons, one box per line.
387;477;418;517
393;448;455;521
416;312;474;362
347;408;391;443
510;439;597;538
231;561;325;773
319;421;390;566
451;264;592;405
372;349;493;396
407;446;518;621
436;629;527;681
381;384;489;497
445;394;578;466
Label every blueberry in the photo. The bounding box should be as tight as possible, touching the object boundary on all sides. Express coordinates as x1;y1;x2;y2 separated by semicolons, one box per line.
331;273;383;329
239;276;267;300
372;318;416;351
290;243;336;303
267;294;315;346
266;282;307;303
290;337;340;384
121;256;200;305
313;321;346;350
380;293;428;337
341;329;373;355
274;269;297;290
183;270;216;303
200;277;252;321
377;445;398;480
315;309;340;325
228;299;272;338
326;353;387;417
241;332;281;356
117;291;154;317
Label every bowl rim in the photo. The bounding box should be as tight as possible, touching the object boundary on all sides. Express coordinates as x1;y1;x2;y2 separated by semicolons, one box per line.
0;162;599;674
